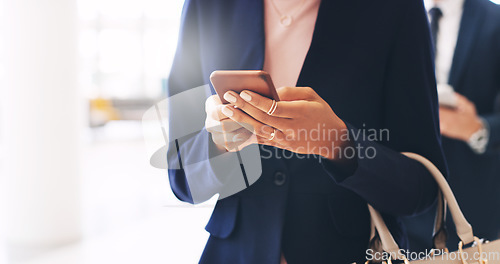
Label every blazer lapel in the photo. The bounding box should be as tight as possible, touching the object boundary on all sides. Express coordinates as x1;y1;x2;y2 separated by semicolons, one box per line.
296;0;339;87
448;0;485;89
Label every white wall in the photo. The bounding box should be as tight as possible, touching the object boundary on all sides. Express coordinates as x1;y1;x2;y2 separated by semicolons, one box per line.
1;0;82;258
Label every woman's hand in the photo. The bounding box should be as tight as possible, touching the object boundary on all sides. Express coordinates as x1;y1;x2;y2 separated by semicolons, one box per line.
220;87;352;161
205;94;257;152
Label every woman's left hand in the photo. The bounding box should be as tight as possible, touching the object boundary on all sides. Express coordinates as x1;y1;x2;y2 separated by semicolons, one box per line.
220;87;351;161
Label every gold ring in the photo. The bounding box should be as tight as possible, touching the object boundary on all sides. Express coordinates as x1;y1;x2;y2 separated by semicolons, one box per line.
267;100;278;116
269;129;276;140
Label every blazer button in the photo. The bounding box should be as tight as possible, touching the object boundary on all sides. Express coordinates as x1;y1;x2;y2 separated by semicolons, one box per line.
274;171;286;186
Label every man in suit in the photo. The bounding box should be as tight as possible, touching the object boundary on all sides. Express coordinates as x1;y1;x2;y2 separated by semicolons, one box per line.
404;0;500;252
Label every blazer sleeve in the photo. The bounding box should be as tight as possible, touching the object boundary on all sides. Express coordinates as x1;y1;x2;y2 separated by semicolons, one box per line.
166;0;224;204
322;0;448;217
166;0;202;204
167;0;257;205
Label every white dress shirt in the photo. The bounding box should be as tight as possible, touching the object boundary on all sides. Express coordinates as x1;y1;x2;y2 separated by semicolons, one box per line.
424;0;464;85
425;0;490;153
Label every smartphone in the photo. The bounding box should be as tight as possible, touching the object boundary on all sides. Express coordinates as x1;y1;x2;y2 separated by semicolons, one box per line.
210;70;280;104
437;84;458;108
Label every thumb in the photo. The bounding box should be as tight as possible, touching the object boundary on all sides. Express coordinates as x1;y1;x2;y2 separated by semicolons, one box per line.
277;86;318;101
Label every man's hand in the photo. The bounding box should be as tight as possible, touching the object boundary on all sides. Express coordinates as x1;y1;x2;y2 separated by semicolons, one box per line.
439;93;483;142
455;92;477;115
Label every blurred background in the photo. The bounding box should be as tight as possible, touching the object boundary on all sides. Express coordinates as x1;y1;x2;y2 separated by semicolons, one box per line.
0;0;216;263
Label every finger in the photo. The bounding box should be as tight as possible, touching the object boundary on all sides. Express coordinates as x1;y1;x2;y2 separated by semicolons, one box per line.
439;121;450;136
206;119;243;133
219;105;255;132
224;125;291;152
225;129;283;152
223;91;289;130
276;86;318;101
223;127;255;149
256;129;287;145
454;93;475;109
229;127;290;152
207;119;244;133
210;132;227;150
210;104;231;121
454;95;468;107
212;127;253;151
226;131;285;152
221;104;271;136
439;110;447;120
228;128;255;143
226;133;260;152
439;107;454;115
454;92;469;102
206;95;229;121
239;90;300;118
221;104;288;140
253;133;289;150
212;94;222;104
439;109;455;126
205;117;219;133
205;94;221;113
220;119;244;133
215;127;284;152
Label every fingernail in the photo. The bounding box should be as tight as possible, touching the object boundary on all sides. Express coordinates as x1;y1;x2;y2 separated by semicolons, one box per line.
240;92;252;102
224;92;237;103
222;105;234;117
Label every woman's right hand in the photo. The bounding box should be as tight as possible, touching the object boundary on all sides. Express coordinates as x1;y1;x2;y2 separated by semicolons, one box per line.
205;94;255;152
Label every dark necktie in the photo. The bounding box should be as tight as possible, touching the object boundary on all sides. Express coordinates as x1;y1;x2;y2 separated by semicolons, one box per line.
429;7;443;54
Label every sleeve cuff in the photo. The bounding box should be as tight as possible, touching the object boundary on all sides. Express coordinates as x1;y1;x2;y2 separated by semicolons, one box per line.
321;123;369;184
480;115;500;152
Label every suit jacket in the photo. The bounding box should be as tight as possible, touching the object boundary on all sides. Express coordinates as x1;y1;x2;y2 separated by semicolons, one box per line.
167;0;448;263
404;0;500;252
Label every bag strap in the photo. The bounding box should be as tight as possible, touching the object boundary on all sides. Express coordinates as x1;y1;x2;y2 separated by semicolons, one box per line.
367;152;475;257
432;191;448;250
368;204;406;259
401;152;474;244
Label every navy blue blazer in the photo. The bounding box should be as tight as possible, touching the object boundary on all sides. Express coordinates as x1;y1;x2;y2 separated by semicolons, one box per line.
404;0;500;252
167;0;448;263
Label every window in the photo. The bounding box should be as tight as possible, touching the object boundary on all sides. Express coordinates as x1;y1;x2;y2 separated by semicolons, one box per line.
78;0;185;99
